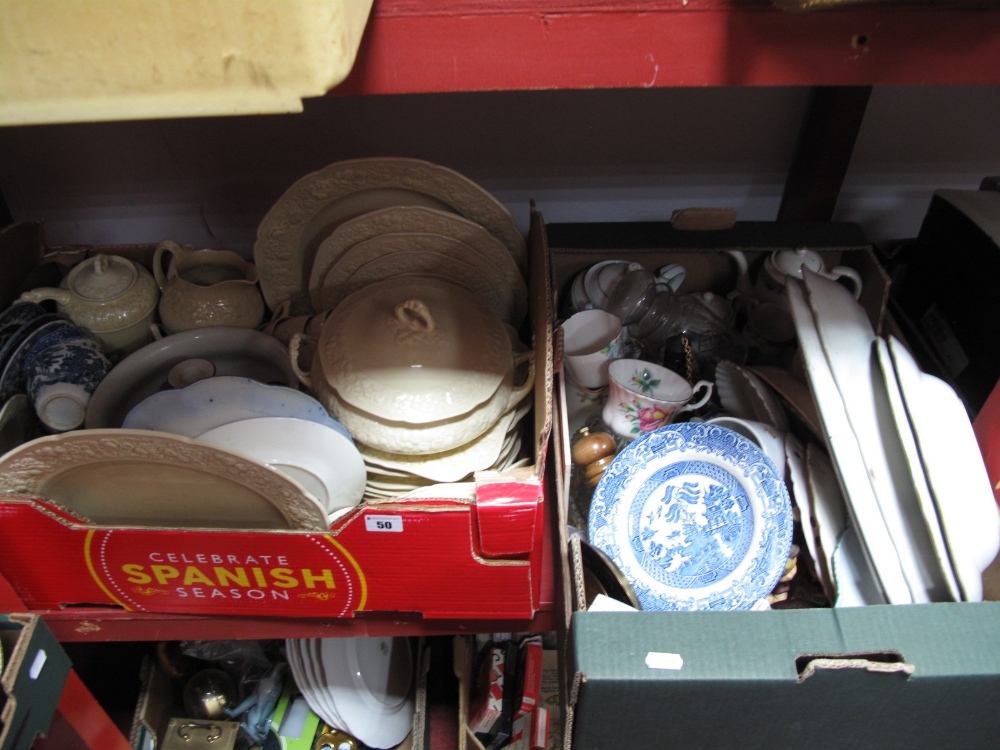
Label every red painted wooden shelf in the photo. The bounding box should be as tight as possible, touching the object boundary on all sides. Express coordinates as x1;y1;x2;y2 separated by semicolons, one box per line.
332;0;1000;95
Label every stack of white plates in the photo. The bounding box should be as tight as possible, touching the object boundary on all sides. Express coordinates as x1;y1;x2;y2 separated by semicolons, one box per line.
285;636;414;750
123;376;366;519
787;270;1000;605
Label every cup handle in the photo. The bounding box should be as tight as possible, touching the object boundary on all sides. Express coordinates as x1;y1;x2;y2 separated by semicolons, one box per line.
153;240;183;290
504;349;535;411
678;380;714;414
288;332;313;389
826;266;863;299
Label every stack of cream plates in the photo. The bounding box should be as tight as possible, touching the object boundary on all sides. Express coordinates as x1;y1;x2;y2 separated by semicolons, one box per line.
253;157;527;322
286;636;415;750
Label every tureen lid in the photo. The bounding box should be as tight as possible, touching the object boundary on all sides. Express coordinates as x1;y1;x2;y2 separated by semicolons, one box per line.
68;254;137;300
319;275;513;424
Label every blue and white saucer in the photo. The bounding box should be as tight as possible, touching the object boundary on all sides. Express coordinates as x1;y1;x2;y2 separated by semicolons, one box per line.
588;422;793;611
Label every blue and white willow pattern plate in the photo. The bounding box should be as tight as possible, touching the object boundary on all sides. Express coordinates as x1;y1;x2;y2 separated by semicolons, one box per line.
588;422;793;611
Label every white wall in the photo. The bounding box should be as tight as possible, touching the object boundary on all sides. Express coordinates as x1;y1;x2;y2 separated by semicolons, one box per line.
0;85;997;253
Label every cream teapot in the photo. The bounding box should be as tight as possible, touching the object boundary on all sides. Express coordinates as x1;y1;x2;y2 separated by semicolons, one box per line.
756;247;863;301
19;253;158;358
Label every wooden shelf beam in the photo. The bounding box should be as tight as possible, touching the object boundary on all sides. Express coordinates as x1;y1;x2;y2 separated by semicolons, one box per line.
332;0;1000;96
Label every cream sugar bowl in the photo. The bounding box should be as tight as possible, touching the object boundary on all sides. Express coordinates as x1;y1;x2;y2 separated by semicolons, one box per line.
293;275;534;454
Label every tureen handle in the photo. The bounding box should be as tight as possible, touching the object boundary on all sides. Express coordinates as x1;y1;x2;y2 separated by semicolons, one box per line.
288;332;313;389
395;299;434;333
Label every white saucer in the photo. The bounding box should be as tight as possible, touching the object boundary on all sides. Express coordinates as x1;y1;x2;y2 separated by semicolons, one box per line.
197;417;365;514
786;277;907;603
888;336;1000;601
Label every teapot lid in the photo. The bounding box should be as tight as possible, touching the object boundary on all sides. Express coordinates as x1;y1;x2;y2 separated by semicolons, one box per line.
770;248;825;278
68;254;137;300
319;275;512;424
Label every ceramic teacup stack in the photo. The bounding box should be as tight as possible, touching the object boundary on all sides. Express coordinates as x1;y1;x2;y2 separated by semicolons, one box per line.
293;274;534;498
0;301;112;434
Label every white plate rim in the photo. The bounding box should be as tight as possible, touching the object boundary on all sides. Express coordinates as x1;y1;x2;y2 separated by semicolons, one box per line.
122;375;351;441
803;269;942;603
308;205;527;320
783;433;829;599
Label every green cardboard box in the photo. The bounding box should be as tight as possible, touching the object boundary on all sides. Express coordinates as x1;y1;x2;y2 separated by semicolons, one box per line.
0;614;71;750
570;605;1000;748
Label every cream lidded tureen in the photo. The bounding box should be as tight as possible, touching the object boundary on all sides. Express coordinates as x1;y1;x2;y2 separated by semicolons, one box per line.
293;274;533;454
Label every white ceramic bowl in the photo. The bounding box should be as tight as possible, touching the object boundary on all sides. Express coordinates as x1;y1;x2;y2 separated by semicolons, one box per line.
86;326;297;429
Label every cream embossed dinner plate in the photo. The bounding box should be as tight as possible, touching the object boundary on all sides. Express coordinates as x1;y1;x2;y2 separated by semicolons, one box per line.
254;158;525;314
308;205;526;315
320;235;521;324
786;277;907;603
320;231;526;324
0;429;328;530
357;403;530;483
888;335;1000;602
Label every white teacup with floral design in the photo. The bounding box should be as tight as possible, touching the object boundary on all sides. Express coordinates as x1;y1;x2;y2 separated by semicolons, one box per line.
602;359;713;439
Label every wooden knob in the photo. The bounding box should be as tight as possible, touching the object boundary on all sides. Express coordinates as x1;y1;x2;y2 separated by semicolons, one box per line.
585;454;616;486
572;430;617;466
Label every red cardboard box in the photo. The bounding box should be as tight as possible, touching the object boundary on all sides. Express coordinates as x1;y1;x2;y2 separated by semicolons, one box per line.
0;210;555;624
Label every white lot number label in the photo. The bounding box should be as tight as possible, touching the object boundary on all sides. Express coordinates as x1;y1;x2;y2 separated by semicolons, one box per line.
365;515;404;533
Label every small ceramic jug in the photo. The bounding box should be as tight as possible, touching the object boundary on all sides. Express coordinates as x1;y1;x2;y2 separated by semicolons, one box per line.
154;241;265;334
756;248;863;302
19;254;159;358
